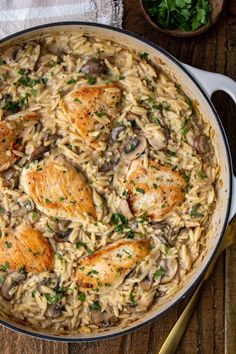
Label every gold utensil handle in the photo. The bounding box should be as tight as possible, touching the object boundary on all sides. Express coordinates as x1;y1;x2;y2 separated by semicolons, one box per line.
158;280;202;354
158;215;236;354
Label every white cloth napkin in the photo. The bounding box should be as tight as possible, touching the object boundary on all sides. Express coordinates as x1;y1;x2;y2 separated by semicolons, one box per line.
0;0;123;39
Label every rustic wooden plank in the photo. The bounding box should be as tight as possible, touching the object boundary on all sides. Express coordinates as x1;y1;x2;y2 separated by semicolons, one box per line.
0;325;69;354
225;13;236;354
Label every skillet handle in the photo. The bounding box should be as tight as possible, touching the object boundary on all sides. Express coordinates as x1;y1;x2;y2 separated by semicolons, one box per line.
183;64;236;221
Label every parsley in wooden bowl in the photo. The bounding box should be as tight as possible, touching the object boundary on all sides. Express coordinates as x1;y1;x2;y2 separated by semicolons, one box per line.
140;0;225;37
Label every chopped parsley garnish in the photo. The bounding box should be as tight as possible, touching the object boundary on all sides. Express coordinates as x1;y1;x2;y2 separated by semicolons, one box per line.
55;253;63;260
122;190;129;199
96;111;106;118
45;198;52;203
45;293;62;305
78;293;86;302
2;94;29;113
153;101;170;111
76;241;87;249
18;68;25;75
153;266;165;278
136;187;145;194
32;290;36;298
31;88;37;97
87;74;96;85
118;75;125;80
139;211;148;223
46;221;54;233
180;116;191;136
189;206;204;218
59;196;65;201
0;59;6;65
19;265;27;274
152;183;158;189
67;78;77;85
5;241;12;249
197;171;207;179
74;98;82;103
89;300;101;311
139;52;149;60
87;269;99;275
31;211;38;220
129;291;137;305
111;213;128;233
0;275;5;284
127;230;134;239
0;261;10;272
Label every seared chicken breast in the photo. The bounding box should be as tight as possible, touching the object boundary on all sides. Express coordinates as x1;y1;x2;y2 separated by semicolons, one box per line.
21;155;96;221
0;112;40;172
0;224;53;273
76;239;150;290
60;84;121;147
124;158;185;221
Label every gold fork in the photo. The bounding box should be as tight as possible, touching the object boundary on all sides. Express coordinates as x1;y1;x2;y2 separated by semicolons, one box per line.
158;214;236;354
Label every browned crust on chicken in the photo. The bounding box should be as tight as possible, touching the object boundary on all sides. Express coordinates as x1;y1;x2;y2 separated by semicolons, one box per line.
125;159;185;221
0;112;40;172
21;156;96;220
76;239;150;290
60;84;121;147
0;224;54;273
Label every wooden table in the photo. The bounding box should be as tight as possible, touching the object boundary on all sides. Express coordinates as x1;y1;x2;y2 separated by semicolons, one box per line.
1;1;236;353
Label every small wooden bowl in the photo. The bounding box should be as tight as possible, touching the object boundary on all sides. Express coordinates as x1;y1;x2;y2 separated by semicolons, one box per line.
140;0;225;37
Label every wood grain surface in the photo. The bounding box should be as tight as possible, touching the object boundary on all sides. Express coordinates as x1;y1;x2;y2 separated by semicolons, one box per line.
1;1;236;353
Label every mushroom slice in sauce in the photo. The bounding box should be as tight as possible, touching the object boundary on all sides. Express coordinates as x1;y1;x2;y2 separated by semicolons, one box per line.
123;136;147;161
1;272;26;301
81;58;108;75
45;304;62;318
109;126;125;142
76;239;150;290
159;258;178;284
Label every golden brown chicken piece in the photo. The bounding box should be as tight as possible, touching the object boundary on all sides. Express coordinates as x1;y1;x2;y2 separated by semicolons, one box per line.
60;84;121;147
21;155;96;221
124;158;185;221
76;239;150;290
0;112;40;172
0;224;54;273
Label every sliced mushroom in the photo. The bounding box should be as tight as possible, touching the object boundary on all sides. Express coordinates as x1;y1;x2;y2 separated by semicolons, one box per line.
147;132;166;151
46;42;67;61
1;272;26;300
35;122;43;132
127;290;155;313
29;145;49;162
195;134;210;154
143;126;166;151
1;168;19;188
135;290;155;312
124;136;147;160
159;258;178;284
81;58;108;76
45;304;62;318
11;208;28;217
139;277;152;291
152;223;176;246
53;228;72;243
110;126;125;142
92;309;118;327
